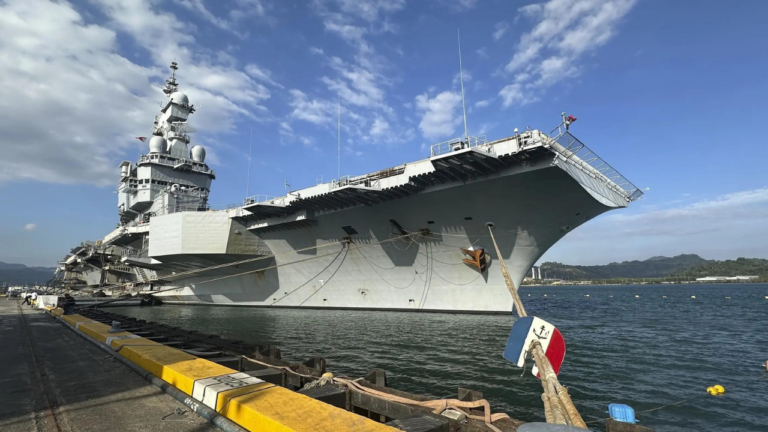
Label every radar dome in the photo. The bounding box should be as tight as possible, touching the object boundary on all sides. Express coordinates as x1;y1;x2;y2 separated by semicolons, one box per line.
149;136;167;154
170;92;189;105
190;145;206;162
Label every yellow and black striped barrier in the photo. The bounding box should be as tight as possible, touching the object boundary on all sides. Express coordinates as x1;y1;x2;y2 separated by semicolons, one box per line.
48;308;395;432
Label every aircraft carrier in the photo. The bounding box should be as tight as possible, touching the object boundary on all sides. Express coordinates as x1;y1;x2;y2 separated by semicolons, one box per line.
57;63;643;313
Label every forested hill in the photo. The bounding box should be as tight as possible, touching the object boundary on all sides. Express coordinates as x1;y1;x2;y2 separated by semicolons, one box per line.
0;262;56;285
675;258;768;278
540;254;712;279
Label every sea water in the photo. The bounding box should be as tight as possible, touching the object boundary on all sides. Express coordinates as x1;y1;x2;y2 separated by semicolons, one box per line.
111;283;768;431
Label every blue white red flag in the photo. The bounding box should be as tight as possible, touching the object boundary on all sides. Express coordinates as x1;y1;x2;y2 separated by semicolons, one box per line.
503;316;566;378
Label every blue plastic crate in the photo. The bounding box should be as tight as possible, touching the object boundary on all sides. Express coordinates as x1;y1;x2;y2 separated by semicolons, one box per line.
608;403;637;424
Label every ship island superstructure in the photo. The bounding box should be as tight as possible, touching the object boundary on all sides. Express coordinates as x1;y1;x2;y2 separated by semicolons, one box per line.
56;63;643;313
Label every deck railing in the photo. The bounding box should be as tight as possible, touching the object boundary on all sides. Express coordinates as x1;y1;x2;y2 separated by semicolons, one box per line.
242;195;286;206
430;135;489;157
548;131;643;202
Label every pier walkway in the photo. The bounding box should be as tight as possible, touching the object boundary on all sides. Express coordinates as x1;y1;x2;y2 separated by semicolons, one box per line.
0;299;215;432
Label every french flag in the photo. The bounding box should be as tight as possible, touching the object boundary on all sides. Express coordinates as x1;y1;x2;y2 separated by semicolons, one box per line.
503;316;566;377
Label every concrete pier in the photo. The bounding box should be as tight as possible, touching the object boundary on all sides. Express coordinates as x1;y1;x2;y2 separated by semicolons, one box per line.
0;299;215;432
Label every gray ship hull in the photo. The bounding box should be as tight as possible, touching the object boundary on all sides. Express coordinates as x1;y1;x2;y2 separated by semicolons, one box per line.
152;163;615;313
59;122;641;314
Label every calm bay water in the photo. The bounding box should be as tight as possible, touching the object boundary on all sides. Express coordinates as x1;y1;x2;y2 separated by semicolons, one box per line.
111;283;768;431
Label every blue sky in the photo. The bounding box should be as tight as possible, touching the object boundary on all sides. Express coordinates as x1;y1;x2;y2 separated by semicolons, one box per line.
1;0;767;267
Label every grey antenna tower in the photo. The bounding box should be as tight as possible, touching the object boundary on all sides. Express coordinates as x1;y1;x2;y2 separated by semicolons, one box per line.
458;29;468;143
337;95;341;181
246;127;253;197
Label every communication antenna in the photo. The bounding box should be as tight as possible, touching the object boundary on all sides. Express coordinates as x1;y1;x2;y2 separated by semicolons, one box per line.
458;29;468;143
337;95;341;181
246;127;253;197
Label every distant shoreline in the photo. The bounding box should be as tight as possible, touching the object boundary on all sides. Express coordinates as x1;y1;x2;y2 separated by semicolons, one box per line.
521;281;767;287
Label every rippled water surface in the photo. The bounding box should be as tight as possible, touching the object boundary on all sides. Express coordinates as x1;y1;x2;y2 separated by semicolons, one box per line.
111;283;768;431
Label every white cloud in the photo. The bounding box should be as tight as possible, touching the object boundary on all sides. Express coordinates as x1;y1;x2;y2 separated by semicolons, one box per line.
500;0;637;107
0;0;157;185
175;0;269;34
475;99;492;108
518;3;544;18
175;0;241;35
370;117;390;137
279;121;293;136
0;0;278;186
24;223;37;232
322;57;387;109
415;91;462;140
499;83;526;107
436;0;479;10
245;64;283;88
331;0;406;22
452;69;473;87
92;0;276;131
230;0;269;21
493;21;509;41
543;188;768;264
301;0;408;145
288;90;336;125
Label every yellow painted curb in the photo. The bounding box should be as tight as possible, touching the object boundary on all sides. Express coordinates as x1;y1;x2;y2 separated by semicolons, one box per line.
56;314;396;432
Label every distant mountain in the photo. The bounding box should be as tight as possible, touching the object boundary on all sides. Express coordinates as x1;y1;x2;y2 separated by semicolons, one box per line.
540;254;712;279
0;261;56;285
675;258;768;278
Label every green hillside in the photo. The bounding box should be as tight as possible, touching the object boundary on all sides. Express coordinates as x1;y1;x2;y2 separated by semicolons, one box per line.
0;262;56;285
674;258;768;278
540;254;712;279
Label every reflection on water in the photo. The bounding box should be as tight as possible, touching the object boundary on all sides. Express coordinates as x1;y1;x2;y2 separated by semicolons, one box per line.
111;283;768;431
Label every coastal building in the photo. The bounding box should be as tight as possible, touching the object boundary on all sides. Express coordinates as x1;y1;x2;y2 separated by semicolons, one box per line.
695;276;758;281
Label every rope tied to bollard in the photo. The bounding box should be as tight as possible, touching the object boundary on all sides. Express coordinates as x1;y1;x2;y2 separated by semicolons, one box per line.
487;223;588;429
243;354;512;432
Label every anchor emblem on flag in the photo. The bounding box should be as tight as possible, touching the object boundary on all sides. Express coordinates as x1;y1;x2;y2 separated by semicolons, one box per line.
503;316;566;378
533;325;550;340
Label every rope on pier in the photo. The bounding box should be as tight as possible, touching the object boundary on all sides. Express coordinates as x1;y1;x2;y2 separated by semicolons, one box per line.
240;353;511;432
333;377;509;432
487;224;588;429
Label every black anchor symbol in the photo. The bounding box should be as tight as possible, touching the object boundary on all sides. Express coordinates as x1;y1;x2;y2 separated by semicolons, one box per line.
533;325;550;340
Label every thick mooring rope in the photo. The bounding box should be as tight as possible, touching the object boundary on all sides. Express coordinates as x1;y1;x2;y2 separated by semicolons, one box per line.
487;224;587;429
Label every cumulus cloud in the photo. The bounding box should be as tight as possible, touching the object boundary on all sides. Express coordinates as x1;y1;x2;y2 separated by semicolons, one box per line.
415;91;463;140
475;99;492;108
493;21;509;41
499;0;637;107
0;0;277;186
245;64;283;88
287;0;409;146
331;0;406;22
24;223;37;232
175;0;270;36
288;90;336;125
0;0;156;185
369;117;391;137
544;188;768;264
436;0;479;11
